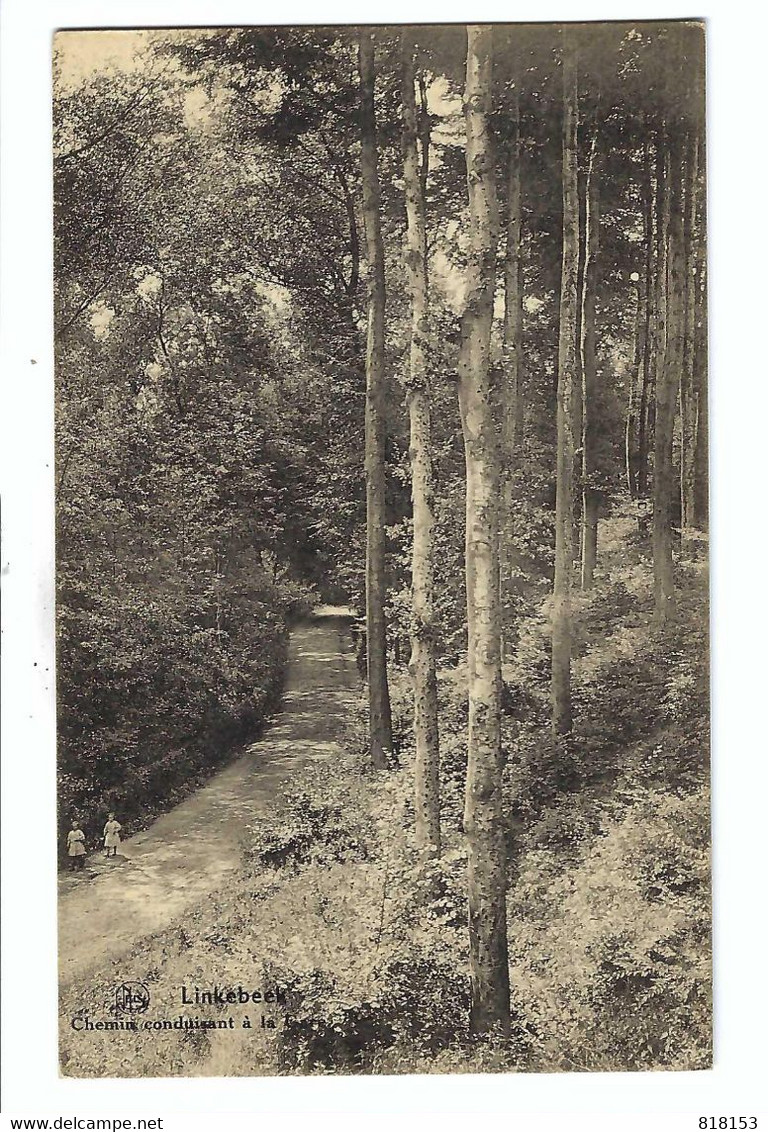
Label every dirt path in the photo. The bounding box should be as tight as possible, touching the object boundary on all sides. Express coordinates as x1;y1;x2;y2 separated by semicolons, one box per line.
58;608;358;987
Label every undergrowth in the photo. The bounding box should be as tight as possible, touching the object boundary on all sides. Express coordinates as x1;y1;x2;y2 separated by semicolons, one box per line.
59;522;710;1076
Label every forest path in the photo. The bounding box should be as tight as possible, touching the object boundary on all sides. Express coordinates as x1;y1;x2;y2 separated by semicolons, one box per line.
58;608;358;988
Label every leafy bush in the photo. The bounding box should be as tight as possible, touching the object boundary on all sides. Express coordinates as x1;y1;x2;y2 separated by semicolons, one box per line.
56;569;294;859
506;784;711;1070
246;789;369;871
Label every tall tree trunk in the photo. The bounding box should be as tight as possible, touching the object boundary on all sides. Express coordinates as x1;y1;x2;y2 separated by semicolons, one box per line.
417;72;431;204
359;32;393;767
500;50;524;653
692;203;708;531
680;130;700;532
401;33;440;853
626;270;647;499
580;122;600;590
552;32;579;737
650;118;670;563
637;133;657;505
571;165;585;562
458;24;510;1038
653;116;683;624
626;139;649;501
502;60;524;472
690;57;708;533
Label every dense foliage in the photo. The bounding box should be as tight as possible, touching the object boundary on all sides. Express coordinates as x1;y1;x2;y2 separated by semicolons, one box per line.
59;531;709;1074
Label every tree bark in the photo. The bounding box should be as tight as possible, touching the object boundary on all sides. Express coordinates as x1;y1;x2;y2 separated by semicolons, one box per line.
689;56;709;533
401;33;440;854
417;72;431;205
571;167;585;562
692;194;708;531
653;117;682;624
458;25;510;1038
500;49;524;654
552;32;579;736
626;271;647;499
502;60;524;473
580;122;600;590
626;139;650;502
358;32;393;767
636;137;656;504
680;130;700;532
332;163;360;298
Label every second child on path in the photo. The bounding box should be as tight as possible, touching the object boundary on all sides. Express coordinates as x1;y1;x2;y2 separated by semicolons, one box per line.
103;813;122;857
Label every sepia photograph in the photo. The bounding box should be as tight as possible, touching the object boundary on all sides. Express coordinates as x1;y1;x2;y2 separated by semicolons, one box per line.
52;21;711;1079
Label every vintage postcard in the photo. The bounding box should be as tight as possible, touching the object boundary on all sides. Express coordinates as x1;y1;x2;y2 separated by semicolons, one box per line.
54;21;710;1077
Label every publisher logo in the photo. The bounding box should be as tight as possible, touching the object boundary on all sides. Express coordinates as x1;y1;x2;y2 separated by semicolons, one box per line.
115;982;150;1014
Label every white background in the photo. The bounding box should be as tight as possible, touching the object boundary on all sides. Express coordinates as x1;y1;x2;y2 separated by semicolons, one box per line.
2;0;767;1125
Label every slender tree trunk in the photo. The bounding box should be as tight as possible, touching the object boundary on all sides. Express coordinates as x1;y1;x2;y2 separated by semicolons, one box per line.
626;273;647;499
417;72;431;203
401;34;440;853
653;117;683;624
636;336;652;499
689;57;709;533
458;25;510;1038
500;52;524;654
692;198;708;531
626;140;649;500
580;122;600;590
680;130;700;532
359;32;393;767
552;33;579;737
571;165;585;562
333;164;360;297
637;136;657;504
502;64;524;473
625;293;637;499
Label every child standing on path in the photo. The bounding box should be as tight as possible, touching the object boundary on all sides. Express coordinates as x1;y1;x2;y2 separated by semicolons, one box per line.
67;821;86;870
103;812;122;857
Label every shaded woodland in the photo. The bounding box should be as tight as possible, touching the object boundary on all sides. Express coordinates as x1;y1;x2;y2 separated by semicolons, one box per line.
55;22;710;1072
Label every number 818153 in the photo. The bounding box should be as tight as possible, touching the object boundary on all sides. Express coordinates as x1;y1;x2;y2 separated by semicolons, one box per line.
699;1120;757;1129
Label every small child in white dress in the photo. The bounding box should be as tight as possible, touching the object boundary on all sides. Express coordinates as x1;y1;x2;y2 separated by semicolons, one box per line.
67;821;86;870
103;813;122;857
